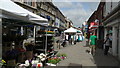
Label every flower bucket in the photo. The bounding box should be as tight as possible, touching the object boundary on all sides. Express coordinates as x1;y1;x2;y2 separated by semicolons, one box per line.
37;63;43;68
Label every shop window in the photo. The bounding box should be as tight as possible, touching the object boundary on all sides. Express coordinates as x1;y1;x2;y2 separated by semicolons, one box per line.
32;1;35;7
44;5;48;10
52;10;55;15
112;2;118;10
41;4;44;9
24;0;32;7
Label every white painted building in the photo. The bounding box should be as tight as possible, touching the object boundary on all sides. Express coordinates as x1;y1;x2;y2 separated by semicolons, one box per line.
103;1;120;60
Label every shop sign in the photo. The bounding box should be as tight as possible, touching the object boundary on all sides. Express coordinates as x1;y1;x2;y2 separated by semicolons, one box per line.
89;22;98;29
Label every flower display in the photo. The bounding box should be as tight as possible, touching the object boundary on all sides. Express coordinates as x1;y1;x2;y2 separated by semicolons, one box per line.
47;57;61;64
0;58;6;66
57;53;67;57
56;53;67;60
47;53;67;64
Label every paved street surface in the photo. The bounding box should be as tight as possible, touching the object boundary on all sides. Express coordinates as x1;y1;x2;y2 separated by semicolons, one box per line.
54;39;120;67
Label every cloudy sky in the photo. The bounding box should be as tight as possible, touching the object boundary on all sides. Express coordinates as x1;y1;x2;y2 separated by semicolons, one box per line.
53;2;100;27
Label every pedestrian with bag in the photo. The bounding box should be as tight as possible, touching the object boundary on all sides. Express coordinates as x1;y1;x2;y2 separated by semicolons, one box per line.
104;34;111;55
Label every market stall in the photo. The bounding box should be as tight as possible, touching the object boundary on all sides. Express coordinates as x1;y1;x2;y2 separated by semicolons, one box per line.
1;0;49;67
76;29;84;42
64;27;77;45
0;0;48;22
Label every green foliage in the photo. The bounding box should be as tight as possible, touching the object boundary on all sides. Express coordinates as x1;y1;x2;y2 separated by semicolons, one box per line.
61;54;67;57
56;53;67;57
47;58;61;64
56;53;61;57
48;59;57;64
47;53;67;64
0;58;6;66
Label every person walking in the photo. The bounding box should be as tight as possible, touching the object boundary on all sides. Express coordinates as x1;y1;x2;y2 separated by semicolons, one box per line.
89;33;97;55
56;40;60;49
78;35;80;42
104;34;111;55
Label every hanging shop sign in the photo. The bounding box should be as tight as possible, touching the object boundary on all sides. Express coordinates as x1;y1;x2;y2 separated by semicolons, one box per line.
89;22;99;29
88;29;95;32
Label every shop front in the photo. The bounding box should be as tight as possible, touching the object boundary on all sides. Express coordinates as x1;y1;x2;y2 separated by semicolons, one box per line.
103;2;120;60
1;0;49;67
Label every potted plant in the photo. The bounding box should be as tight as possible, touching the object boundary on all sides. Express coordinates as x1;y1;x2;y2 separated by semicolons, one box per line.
0;58;6;68
47;57;61;64
56;53;67;60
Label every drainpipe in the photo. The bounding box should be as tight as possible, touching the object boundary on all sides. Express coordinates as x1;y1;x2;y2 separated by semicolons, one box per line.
0;18;2;61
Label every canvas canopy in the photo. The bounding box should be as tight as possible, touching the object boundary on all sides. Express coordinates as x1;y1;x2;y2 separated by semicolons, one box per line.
64;27;77;33
76;29;82;34
0;0;48;22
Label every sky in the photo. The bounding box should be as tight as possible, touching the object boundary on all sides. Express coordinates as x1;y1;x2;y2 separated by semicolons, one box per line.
53;2;100;27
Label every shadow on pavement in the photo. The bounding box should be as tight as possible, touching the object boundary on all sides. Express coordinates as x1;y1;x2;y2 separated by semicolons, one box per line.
92;48;120;68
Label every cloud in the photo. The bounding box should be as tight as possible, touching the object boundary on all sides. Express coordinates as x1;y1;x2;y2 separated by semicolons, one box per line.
53;2;99;27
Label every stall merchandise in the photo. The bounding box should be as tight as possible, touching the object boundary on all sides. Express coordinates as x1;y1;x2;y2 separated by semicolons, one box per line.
34;27;56;66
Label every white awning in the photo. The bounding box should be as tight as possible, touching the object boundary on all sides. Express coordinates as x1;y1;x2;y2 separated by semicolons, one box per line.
64;27;77;33
0;0;48;22
33;21;49;26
